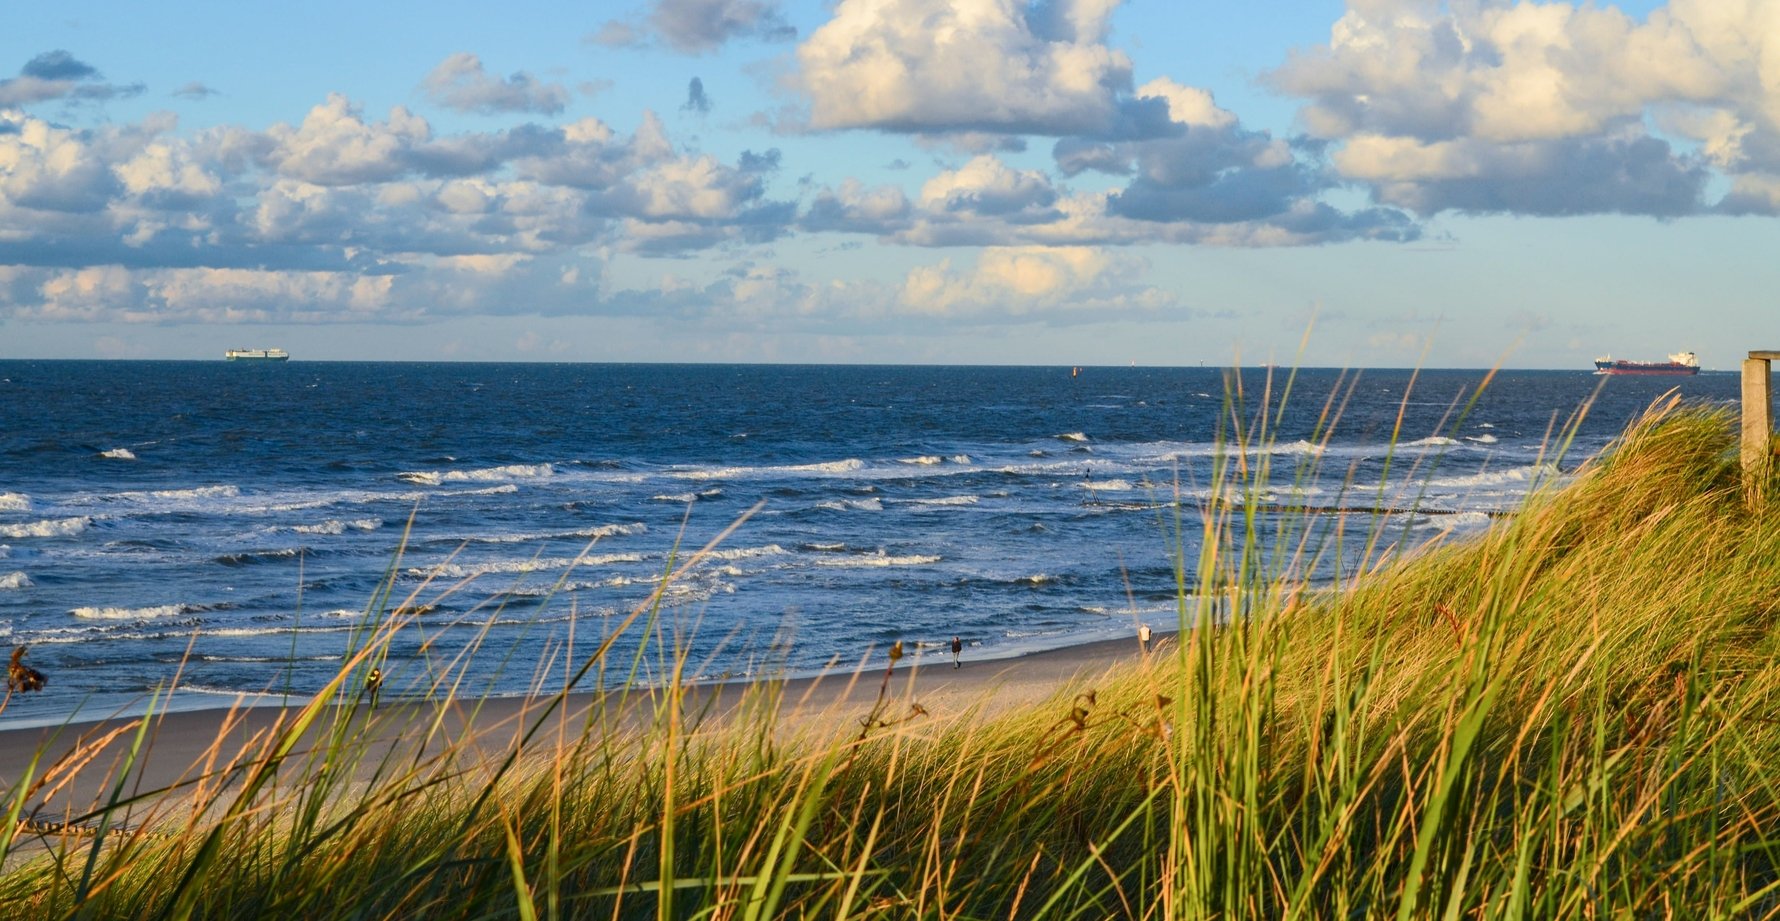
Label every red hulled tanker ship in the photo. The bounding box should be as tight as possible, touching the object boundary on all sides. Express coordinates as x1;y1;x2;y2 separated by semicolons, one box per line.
1593;351;1700;376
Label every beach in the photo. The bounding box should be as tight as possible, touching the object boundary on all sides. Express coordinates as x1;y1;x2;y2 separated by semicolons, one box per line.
1;633;1161;833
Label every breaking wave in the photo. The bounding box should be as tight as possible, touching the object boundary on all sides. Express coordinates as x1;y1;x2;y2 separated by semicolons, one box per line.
71;603;193;620
99;447;137;460
0;516;90;539
0;571;30;589
398;463;555;486
292;518;384;535
0;492;28;511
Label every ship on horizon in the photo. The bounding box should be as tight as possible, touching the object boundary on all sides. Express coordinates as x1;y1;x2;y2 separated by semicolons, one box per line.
1593;351;1699;376
224;348;290;362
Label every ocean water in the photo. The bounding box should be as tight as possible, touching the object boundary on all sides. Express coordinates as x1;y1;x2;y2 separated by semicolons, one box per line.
0;361;1739;726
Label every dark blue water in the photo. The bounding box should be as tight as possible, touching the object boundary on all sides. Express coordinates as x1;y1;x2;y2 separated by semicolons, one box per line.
0;362;1739;726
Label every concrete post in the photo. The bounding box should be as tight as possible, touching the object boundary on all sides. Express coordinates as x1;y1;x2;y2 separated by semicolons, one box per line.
1743;353;1777;500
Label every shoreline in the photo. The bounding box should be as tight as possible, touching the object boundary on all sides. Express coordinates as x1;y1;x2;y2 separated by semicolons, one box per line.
0;632;1169;823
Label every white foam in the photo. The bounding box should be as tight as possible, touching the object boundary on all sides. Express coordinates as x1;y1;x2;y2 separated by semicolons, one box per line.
653;492;700;503
1465;434;1499;444
292;518;383;535
99;447;137;460
465;522;646;544
907;495;980;506
0;544;9;559
399;463;554;486
817;553;941;568
703;544;789;561
411;551;646;579
1427;464;1559;490
0;492;29;511
899;456;944;466
0;516;90;539
950;454;973;464
1404;436;1461;448
1056;432;1090;442
1083;479;1136;492
675;458;865;480
815;498;884;512
71;603;189;620
0;571;30;589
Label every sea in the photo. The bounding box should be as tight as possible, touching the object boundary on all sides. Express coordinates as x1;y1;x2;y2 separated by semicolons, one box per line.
0;361;1740;728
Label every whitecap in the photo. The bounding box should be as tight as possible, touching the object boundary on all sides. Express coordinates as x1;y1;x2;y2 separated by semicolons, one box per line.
410;551;646;579
99;447;137;460
1082;479;1135;492
703;544;789;561
817;553;941;568
1056;432;1090;442
292;518;383;535
949;454;973;464
70;603;190;620
0;571;31;589
907;495;980;506
1465;434;1499;444
899;456;944;466
0;516;90;539
0;492;29;511
1404;436;1461;448
675;458;865;480
815;498;884;512
399;463;554;486
463;522;646;544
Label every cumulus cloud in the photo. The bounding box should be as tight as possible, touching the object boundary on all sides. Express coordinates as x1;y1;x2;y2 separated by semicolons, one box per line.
0;99;802;322
898;245;1175;317
795;0;1144;136
421;53;570;115
1267;0;1780;215
0;50;144;107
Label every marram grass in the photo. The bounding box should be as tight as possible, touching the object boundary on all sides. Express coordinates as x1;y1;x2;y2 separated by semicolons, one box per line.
5;397;1780;919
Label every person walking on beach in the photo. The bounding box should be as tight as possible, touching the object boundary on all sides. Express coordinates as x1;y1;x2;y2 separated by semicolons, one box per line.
365;667;383;709
1138;623;1152;654
950;635;963;669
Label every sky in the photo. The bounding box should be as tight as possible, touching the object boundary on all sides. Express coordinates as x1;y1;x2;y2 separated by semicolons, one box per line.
1;0;1776;368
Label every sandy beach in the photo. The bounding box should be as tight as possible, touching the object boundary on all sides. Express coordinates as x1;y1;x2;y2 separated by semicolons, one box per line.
1;634;1164;835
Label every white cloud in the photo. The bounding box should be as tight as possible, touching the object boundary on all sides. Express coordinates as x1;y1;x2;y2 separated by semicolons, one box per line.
796;0;1137;135
420;53;570;115
898;245;1172;316
1268;0;1780;215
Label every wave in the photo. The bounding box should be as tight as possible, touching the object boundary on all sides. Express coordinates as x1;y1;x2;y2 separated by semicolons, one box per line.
905;495;980;507
292;518;383;535
410;551;646;579
674;458;865;481
652;487;724;503
215;548;302;566
398;463;555;486
702;544;789;562
817;553;941;568
1056;432;1090;442
1465;434;1499;444
99;447;137;460
899;456;943;466
1404;436;1461;448
1426;464;1559;490
815;498;884;512
0;571;30;589
0;516;91;539
71;603;194;620
457;522;647;544
0;492;28;511
1082;479;1136;492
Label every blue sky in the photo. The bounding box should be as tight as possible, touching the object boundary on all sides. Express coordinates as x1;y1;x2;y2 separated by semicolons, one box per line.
2;0;1774;368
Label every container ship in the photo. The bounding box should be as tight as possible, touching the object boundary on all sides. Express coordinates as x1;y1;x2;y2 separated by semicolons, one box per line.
1593;351;1699;375
224;348;290;362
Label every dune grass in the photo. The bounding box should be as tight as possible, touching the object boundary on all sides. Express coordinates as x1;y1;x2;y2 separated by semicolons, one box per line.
5;393;1780;918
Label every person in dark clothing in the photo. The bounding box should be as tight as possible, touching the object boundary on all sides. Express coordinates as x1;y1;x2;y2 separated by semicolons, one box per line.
950;635;963;668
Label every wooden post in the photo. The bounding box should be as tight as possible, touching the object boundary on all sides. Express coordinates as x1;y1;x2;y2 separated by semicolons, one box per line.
1744;352;1779;501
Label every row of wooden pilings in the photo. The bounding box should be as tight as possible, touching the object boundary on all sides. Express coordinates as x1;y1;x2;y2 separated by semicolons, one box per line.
1743;351;1780;486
